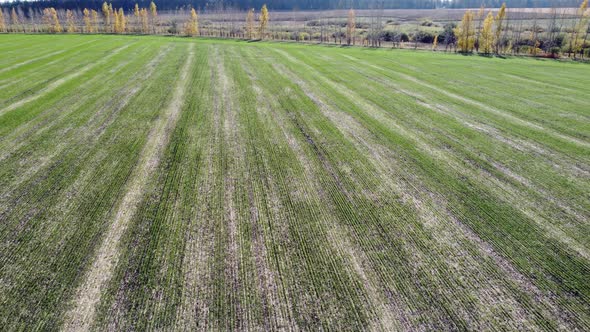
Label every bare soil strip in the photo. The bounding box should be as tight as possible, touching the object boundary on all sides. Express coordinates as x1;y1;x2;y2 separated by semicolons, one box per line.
218;46;245;330
175;46;217;330
0;44;131;117
62;45;195;331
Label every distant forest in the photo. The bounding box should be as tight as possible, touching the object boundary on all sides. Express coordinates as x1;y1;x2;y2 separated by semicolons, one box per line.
0;0;584;11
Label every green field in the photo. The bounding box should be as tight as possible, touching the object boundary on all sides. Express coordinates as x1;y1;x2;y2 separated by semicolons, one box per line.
0;34;589;331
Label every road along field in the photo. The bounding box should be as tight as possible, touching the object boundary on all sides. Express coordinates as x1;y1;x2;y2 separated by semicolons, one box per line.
0;34;588;331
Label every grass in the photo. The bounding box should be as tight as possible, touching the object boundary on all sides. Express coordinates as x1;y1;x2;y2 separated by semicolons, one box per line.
0;34;588;331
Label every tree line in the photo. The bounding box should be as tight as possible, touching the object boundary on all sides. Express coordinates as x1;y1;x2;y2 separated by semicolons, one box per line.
0;0;586;11
451;0;589;58
0;2;271;37
1;0;588;59
448;0;581;8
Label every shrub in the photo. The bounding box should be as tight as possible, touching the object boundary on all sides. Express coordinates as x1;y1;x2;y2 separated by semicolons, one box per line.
549;47;561;57
400;32;410;42
519;45;532;54
381;31;396;42
332;31;345;39
381;31;409;43
421;19;434;27
554;34;566;47
167;21;179;34
339;22;368;29
441;23;457;45
412;30;435;44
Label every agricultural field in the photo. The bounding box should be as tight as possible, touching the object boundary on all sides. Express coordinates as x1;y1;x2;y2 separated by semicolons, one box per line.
0;34;589;330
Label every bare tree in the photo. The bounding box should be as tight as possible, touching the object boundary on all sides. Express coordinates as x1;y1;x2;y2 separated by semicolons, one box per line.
366;0;384;47
512;17;524;54
530;9;540;55
546;8;560;52
318;12;324;44
347;8;355;45
475;4;485;53
414;21;420;50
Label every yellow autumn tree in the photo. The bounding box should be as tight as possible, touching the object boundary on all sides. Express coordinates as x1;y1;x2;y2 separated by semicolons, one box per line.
246;8;255;39
140;8;149;34
494;3;507;53
102;2;110;32
259;4;269;39
569;0;589;58
455;10;475;53
66;9;75;33
113;7;120;32
83;9;92;33
475;4;485;51
480;12;494;54
10;8;19;32
149;1;157;33
42;8;51;29
109;3;114;32
184;8;198;36
0;9;6;32
432;34;438;50
47;8;62;33
91;9;99;32
134;4;139;32
347;8;356;45
118;8;126;33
